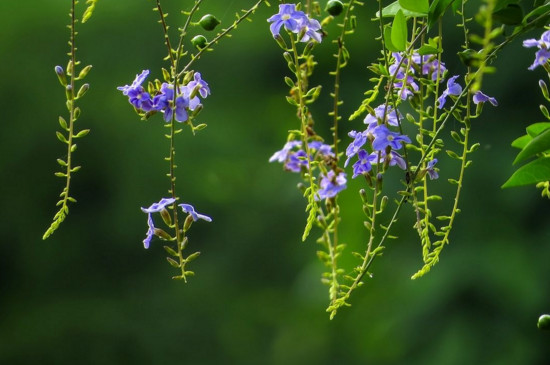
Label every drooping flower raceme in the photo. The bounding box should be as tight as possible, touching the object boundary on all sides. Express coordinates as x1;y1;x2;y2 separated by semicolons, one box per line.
267;4;322;43
523;30;550;70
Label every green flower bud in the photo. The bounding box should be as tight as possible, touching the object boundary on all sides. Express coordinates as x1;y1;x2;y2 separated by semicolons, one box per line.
199;14;220;31
326;0;344;16
191;35;208;49
55;66;67;86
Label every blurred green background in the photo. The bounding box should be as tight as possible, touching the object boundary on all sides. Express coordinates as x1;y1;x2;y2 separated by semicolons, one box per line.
1;1;549;364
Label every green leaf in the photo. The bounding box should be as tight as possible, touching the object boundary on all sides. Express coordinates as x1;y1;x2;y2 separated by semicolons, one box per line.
511;134;531;149
417;45;440;55
399;0;429;14
383;25;400;52
527;122;550;137
379;0;427;17
391;10;408;51
513;128;550;164
428;0;457;30
522;3;550;27
493;4;523;25
502;157;550;188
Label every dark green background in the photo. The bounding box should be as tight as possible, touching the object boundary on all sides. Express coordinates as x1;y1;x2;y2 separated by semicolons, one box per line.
1;1;549;363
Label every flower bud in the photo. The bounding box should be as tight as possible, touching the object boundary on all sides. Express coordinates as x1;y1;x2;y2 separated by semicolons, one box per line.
199;14;220;31
326;0;344;16
77;83;89;99
179;236;189;251
376;173;383;190
540;80;550;100
183;214;194;231
154;228;172;241
55;66;67;86
65;85;74;100
273;34;288;50
77;65;93;80
191;35;208;49
160;208;172;226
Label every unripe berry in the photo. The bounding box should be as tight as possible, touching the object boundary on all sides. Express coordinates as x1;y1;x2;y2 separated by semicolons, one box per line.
191;35;207;49
326;0;344;16
199;14;220;31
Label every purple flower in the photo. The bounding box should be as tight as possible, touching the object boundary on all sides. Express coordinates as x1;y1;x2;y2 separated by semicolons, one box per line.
364;105;401;129
117;70;155;112
523;30;550;70
426;159;439;180
317;171;347;200
140;198;176;249
352;150;378;178
473;91;498;106
187;72;210;99
387;151;407;170
153;83;190;122
299;17;322;43
269;141;302;163
388;53;419;100
371;125;411;151
179;204;212;222
437;75;462;109
267;4;307;37
412;53;447;82
345;130;368;167
285;150;308;172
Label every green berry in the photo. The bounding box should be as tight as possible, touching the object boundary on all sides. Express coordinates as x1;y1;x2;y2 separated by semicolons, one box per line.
191;35;207;49
199;14;220;31
326;0;344;16
538;314;550;330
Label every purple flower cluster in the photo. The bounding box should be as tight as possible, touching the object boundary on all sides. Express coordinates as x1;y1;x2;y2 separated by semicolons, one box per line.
345;103;411;179
267;4;322;43
118;70;210;122
523;30;550;70
389;52;447;100
141;198;211;249
269;140;335;172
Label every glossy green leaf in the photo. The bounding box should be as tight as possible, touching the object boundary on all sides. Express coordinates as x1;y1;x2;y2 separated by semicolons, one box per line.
399;0;429;14
384;25;401;52
513;128;550;164
391;10;408;51
378;1;427;18
502;157;550;188
511;134;531;149
527;122;550;137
